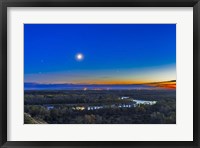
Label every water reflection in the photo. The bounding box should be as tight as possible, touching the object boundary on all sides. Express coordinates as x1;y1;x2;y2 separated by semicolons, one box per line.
45;97;157;111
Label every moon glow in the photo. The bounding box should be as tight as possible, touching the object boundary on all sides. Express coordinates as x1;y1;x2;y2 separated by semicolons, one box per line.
76;53;84;61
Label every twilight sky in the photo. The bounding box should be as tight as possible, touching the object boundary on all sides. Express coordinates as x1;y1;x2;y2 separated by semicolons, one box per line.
24;24;176;84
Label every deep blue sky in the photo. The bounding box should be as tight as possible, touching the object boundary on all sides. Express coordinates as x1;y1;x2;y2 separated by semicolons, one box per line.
24;24;176;84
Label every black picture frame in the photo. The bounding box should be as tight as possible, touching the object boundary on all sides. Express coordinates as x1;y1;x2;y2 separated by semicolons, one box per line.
0;0;200;147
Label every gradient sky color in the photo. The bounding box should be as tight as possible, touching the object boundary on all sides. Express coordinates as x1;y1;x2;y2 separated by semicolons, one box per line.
24;24;176;84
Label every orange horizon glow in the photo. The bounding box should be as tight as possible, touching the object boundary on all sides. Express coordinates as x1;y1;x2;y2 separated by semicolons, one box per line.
26;79;176;89
77;80;176;89
68;80;176;89
147;81;176;89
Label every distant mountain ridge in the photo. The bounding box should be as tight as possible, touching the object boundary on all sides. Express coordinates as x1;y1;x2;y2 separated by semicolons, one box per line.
145;80;176;84
25;79;176;86
144;80;176;89
24;82;174;90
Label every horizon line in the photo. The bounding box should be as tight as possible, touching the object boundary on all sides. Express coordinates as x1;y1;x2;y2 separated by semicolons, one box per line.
24;80;176;85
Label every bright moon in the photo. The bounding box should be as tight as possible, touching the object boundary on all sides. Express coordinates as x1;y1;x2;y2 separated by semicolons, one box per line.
76;53;84;61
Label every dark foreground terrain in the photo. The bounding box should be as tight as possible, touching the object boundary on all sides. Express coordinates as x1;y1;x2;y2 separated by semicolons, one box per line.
24;89;176;124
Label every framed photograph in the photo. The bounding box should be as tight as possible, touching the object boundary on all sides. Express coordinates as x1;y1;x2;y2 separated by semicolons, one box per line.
0;0;199;147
